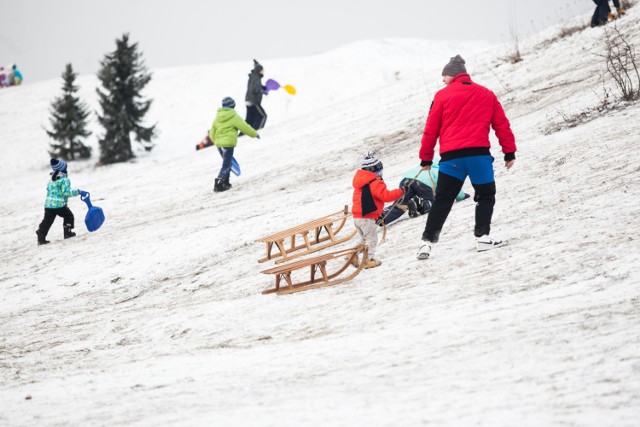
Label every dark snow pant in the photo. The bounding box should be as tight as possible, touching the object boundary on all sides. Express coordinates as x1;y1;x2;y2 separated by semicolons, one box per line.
422;173;496;242
217;147;235;180
591;0;612;27
383;179;434;225
38;206;74;238
245;104;267;131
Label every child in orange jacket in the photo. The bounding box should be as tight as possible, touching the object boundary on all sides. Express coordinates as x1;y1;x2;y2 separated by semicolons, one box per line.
352;151;407;268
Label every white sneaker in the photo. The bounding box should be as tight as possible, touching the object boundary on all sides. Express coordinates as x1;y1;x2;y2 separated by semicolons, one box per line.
476;235;504;252
417;241;432;260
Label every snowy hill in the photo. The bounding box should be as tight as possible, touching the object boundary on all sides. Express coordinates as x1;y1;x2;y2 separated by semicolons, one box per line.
1;16;640;427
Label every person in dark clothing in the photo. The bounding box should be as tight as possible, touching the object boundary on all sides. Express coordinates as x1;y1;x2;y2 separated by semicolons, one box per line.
244;59;268;131
379;179;434;225
591;0;625;27
380;163;470;225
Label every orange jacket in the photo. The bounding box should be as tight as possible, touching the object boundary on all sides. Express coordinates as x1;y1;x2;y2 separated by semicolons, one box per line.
352;169;403;219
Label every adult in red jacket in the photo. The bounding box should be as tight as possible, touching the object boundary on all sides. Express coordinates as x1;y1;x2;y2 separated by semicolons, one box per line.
417;55;517;260
352;152;405;268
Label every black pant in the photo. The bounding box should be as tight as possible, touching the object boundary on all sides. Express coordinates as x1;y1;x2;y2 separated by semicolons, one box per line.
591;0;612;27
245;104;267;131
38;207;75;237
422;172;496;242
383;179;434;224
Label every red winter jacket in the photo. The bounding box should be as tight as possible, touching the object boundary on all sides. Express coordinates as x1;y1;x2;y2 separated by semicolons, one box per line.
419;74;516;163
352;169;404;219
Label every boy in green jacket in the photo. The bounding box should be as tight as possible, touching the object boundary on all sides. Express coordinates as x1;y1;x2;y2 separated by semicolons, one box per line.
209;97;259;192
36;159;86;245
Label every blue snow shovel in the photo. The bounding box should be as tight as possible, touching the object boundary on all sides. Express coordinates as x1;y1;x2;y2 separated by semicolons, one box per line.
231;157;241;176
217;148;241;176
80;191;105;232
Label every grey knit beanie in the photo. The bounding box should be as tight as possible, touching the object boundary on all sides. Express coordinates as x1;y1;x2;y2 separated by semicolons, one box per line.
221;96;236;109
442;55;467;77
361;151;383;174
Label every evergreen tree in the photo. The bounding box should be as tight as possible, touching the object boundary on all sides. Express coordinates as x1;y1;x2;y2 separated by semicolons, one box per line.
96;33;156;164
46;63;92;160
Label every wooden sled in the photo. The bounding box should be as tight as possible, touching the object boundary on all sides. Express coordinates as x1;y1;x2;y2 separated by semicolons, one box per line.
261;245;368;295
256;205;357;264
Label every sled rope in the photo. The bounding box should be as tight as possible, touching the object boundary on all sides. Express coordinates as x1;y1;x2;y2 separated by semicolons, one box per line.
379;169;424;245
427;168;437;196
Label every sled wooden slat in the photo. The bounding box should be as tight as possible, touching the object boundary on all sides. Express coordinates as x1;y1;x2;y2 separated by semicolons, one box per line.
261;245;368;295
256;206;356;264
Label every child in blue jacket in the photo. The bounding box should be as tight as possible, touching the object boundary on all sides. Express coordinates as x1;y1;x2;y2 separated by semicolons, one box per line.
36;159;86;245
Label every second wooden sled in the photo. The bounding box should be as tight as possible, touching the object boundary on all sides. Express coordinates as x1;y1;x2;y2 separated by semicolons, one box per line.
256;206;357;264
261;245;368;295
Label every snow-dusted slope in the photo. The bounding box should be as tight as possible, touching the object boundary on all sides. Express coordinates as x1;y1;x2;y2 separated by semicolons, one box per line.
1;20;639;427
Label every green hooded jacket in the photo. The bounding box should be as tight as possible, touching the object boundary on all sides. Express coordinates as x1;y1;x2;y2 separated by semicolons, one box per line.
208;108;258;148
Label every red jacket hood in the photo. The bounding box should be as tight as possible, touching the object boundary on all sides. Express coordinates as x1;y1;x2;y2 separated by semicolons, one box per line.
352;169;380;189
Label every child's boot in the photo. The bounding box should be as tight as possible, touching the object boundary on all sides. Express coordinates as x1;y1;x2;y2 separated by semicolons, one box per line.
213;178;225;192
222;178;233;191
36;230;50;246
364;259;382;269
63;226;76;239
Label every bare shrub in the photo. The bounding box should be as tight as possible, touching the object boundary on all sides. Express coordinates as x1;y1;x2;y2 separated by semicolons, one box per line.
505;1;523;64
602;25;640;101
559;22;590;39
542;86;620;135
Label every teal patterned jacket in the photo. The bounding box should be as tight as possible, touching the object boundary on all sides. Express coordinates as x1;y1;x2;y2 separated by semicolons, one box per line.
44;174;79;208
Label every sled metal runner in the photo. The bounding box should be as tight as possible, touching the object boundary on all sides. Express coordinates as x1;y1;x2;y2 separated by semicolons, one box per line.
256;206;357;264
261;245;368;295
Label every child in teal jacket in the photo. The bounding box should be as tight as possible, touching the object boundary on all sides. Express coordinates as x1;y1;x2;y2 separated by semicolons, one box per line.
36;159;85;245
209;97;259;192
381;158;469;225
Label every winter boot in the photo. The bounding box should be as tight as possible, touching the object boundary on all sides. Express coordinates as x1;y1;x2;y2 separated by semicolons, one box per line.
222;178;232;191
364;258;382;269
417;241;432;260
36;230;50;246
63;226;76;239
213;178;226;192
419;198;432;215
476;235;504;252
407;198;418;218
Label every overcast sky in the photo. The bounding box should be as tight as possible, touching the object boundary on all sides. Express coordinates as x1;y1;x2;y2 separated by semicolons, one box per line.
0;0;593;83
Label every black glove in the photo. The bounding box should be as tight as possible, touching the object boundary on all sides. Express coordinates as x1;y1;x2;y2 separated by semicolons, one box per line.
420;160;432;167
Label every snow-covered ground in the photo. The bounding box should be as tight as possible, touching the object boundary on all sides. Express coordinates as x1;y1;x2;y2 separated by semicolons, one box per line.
1;10;640;427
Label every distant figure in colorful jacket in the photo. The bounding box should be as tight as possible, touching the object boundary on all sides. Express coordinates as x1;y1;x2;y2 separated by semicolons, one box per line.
352;151;408;269
36;159;87;245
244;59;267;132
10;64;23;85
591;0;625;27
209;96;259;192
0;67;6;88
381;159;469;225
